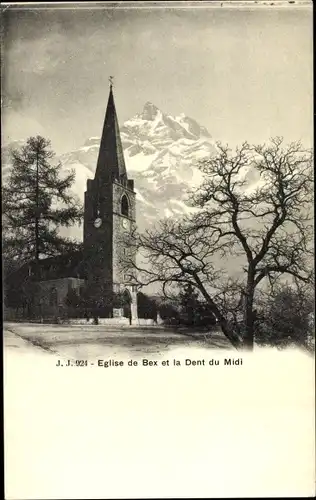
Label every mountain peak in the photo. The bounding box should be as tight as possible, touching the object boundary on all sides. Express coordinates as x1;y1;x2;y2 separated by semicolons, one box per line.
141;102;160;121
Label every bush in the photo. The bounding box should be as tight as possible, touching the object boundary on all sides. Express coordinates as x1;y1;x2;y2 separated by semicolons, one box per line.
159;303;180;322
178;283;217;327
255;285;314;350
137;292;158;320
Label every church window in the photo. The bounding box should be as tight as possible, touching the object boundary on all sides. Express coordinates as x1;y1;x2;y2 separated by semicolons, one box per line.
49;287;58;306
121;195;129;217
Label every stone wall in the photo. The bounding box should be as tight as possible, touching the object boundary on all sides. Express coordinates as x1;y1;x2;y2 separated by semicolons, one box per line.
67;318;162;326
83;178;114;287
112;181;136;285
4;277;85;321
38;277;84;303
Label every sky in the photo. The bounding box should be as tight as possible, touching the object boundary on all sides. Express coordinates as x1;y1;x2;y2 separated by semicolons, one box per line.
2;1;313;154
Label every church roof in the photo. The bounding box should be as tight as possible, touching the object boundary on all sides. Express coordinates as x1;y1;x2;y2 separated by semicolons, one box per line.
35;251;85;279
95;85;127;182
7;250;86;283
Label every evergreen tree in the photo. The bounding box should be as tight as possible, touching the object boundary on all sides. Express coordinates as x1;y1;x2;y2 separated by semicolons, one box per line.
3;136;83;266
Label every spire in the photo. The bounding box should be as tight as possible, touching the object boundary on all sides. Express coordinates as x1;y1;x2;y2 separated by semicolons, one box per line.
95;80;127;181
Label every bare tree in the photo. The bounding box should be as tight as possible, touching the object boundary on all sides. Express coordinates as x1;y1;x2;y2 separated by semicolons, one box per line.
122;138;313;350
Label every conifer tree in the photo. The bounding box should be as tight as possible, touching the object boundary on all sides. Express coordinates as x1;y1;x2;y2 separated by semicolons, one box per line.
3;136;83;266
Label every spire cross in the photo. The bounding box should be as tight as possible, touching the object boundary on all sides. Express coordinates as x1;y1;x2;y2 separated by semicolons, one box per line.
109;76;114;88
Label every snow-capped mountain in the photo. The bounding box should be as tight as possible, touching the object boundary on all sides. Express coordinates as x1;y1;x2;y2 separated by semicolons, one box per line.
56;102;217;233
2;103;217;236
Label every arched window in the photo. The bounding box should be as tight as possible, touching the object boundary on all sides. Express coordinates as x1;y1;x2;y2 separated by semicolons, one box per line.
49;287;58;306
121;195;129;217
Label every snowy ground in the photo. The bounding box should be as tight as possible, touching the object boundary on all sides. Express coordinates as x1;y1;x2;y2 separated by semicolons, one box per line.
3;322;232;361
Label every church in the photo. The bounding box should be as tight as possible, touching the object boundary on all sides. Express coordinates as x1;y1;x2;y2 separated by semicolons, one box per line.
6;83;138;323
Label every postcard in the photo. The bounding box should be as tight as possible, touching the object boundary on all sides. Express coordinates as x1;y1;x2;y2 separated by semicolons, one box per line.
2;1;314;498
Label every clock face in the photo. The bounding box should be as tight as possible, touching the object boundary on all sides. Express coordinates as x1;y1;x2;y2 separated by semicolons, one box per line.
122;218;129;230
94;217;102;228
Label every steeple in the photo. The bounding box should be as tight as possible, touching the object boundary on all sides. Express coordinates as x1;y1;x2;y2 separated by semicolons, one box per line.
83;80;137;321
95;81;127;181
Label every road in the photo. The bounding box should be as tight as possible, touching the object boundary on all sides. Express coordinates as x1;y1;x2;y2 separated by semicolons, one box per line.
4;322;232;361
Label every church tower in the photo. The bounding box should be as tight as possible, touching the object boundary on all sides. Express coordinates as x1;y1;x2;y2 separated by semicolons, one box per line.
83;82;138;321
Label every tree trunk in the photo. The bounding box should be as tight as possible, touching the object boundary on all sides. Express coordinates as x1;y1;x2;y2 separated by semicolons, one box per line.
35;150;40;262
193;273;242;349
243;318;254;350
220;318;242;350
243;271;255;351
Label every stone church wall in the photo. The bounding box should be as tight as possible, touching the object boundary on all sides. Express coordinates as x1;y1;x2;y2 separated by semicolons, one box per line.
112;183;132;283
37;277;85;318
4;277;85;321
112;181;137;286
